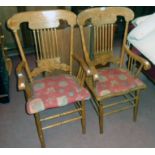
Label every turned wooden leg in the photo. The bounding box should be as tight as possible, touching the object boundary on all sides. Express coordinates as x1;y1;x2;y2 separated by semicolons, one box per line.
133;90;140;122
81;100;86;134
99;102;103;134
34;113;46;148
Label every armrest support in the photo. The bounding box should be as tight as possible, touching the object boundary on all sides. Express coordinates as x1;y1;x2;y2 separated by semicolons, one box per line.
124;44;151;71
73;53;91;76
73;53;99;80
16;61;26;91
85;58;99;80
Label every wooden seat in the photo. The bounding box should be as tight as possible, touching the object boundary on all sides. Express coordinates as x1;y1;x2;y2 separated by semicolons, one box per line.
77;7;151;133
7;10;91;147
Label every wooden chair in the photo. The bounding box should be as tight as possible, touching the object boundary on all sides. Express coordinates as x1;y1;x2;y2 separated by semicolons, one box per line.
8;10;91;147
77;7;151;133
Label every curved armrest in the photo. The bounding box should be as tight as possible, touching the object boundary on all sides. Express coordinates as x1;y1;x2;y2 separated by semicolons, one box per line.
124;44;151;71
16;61;26;91
73;53;99;80
85;59;99;81
73;53;92;76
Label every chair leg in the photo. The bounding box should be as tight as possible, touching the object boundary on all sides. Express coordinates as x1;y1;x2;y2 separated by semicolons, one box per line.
34;113;46;148
99;102;103;134
133;90;140;122
81;100;86;134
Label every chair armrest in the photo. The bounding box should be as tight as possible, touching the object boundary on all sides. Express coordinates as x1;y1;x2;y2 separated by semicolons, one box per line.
73;53;99;80
16;61;26;91
73;53;92;76
124;44;151;71
85;59;99;81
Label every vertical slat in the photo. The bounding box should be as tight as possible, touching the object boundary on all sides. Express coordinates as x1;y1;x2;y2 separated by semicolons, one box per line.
104;24;107;52
110;24;114;52
51;29;55;57
14;31;32;82
45;29;49;58
42;29;46;58
135;64;143;77
33;30;39;60
96;26;98;53
48;29;54;58
99;26;102;53
107;24;109;52
37;30;42;60
108;24;111;51
44;29;49;58
94;26;97;53
102;25;104;52
54;28;58;57
40;29;46;59
47;29;52;58
128;55;131;70
70;26;74;74
130;57;134;73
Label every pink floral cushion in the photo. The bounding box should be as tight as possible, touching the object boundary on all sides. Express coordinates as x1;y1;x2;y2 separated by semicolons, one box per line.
96;68;146;97
27;75;90;114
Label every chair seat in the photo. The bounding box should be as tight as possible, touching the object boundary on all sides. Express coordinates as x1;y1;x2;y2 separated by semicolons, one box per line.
96;68;146;98
27;75;90;114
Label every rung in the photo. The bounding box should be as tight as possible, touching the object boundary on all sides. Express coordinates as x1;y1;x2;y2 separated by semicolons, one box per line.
40;108;82;121
42;116;82;130
103;98;135;109
104;105;134;116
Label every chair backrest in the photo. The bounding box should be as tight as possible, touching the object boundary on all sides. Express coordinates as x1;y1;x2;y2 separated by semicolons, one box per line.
77;7;134;67
8;10;77;82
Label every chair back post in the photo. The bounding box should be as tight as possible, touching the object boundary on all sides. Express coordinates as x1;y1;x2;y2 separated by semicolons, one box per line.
78;25;90;64
120;22;129;68
14;30;33;82
70;26;74;75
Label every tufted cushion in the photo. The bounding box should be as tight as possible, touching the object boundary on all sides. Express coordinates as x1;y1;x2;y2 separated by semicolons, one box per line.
27;75;90;114
96;68;146;97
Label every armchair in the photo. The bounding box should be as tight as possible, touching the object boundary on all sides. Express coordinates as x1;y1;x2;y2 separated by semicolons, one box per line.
77;7;151;133
8;10;90;147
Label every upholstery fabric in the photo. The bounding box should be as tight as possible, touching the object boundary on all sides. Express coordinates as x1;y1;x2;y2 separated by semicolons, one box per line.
27;75;90;114
96;68;146;97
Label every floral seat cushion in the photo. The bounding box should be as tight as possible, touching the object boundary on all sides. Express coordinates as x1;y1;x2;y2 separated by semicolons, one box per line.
27;75;90;114
96;68;146;97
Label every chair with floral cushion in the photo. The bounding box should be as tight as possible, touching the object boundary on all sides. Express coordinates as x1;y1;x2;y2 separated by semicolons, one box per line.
8;10;90;147
77;7;151;133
